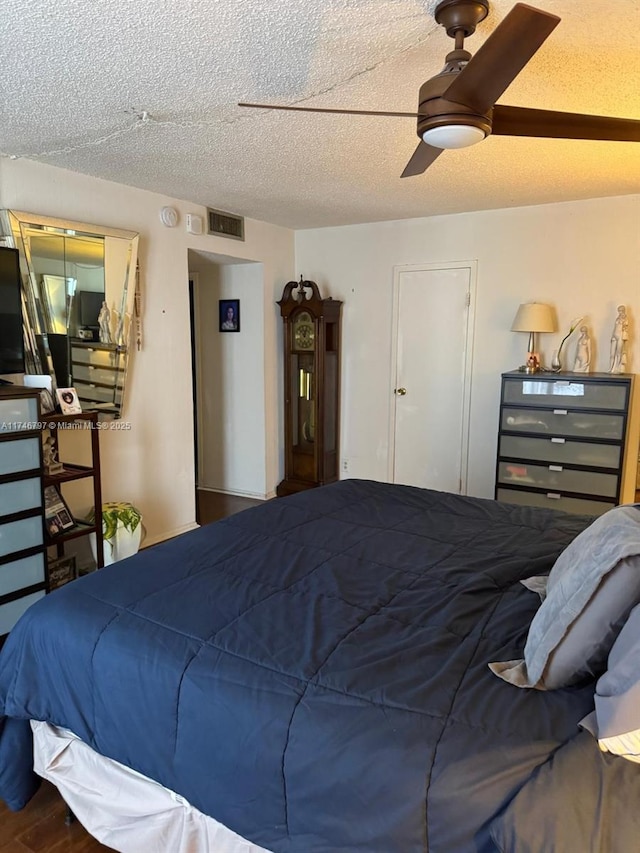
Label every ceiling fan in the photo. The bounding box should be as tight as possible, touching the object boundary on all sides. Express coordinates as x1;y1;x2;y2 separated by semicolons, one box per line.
238;0;640;178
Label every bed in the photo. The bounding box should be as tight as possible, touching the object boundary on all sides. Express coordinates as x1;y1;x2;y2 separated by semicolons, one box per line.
1;479;639;852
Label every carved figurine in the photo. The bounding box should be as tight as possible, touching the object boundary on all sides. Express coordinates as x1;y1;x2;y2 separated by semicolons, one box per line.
572;326;591;373
609;305;629;374
42;431;63;475
98;301;113;344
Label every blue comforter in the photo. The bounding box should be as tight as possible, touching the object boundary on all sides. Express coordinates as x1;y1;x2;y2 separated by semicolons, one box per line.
0;481;597;851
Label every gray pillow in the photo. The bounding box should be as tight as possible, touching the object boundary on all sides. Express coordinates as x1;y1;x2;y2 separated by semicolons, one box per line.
542;555;640;688
580;601;640;762
490;504;640;690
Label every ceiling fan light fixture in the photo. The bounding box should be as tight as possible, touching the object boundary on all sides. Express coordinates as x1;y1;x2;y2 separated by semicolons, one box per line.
421;124;486;149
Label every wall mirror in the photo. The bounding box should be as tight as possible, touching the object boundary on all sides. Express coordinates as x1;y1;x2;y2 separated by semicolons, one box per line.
0;210;140;419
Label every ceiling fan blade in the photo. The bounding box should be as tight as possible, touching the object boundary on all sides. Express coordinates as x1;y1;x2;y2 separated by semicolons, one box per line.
238;102;418;118
444;3;560;114
492;105;640;142
401;142;443;178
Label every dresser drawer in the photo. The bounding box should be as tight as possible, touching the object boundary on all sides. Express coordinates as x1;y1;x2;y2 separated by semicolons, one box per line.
499;435;621;470
0;515;43;559
497;462;618;498
501;408;624;441
74;382;116;404
0;477;43;517
0;436;41;476
71;346;125;370
72;363;124;386
496;488;614;516
0;591;45;636
503;378;628;411
0;396;39;433
0;552;46;597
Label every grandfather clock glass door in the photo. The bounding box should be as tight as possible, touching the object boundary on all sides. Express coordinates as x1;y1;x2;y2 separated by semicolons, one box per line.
290;310;317;483
277;279;342;497
296;356;314;441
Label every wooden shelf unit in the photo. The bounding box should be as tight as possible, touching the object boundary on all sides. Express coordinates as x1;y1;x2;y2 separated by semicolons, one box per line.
41;410;104;572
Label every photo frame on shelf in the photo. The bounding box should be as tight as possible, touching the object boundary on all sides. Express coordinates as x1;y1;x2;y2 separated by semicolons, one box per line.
56;387;82;415
48;555;77;590
43;485;75;537
219;299;240;333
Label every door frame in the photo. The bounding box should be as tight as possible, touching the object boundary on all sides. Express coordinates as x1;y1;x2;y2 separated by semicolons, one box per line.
188;272;201;520
387;260;478;493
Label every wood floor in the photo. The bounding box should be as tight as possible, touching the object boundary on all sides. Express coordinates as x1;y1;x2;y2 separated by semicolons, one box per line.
0;780;110;852
196;488;264;525
0;489;265;852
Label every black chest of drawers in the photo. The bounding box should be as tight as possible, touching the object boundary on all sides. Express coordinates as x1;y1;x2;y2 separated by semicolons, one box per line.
495;371;638;515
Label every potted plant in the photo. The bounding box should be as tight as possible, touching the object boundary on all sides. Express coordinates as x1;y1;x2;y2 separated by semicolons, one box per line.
88;501;143;567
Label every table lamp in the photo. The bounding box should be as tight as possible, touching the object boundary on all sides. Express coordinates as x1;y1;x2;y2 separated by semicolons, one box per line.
511;303;557;372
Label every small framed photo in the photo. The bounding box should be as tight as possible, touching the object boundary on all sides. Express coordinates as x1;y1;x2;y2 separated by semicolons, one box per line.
48;555;77;590
44;485;75;537
219;299;240;333
56;387;82;415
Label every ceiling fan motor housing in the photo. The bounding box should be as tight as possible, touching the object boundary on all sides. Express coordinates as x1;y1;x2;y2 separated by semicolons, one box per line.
416;62;492;140
434;0;490;38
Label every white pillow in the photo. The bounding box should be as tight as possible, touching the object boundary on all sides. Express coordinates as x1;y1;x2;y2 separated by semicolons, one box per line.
597;731;640;763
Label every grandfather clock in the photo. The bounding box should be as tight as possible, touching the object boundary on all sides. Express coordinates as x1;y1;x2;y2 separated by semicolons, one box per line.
276;278;342;497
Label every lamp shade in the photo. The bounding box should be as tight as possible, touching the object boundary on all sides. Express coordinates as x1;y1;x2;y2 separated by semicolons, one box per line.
511;303;557;333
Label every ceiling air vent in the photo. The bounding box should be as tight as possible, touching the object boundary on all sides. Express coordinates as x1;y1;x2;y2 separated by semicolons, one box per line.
207;207;245;241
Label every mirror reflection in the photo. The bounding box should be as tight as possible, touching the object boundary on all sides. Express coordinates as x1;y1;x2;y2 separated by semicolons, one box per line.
0;210;139;419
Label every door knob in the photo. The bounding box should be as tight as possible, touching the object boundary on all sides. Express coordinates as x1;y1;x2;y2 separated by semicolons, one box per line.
395;387;407;396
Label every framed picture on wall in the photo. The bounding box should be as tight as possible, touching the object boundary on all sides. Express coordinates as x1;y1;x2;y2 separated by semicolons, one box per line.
219;299;240;333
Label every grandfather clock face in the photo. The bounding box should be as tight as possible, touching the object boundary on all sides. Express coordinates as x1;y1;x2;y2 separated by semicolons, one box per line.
293;311;315;351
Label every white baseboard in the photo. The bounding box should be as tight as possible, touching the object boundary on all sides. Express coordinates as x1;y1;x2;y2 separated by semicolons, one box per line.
197;486;272;501
143;522;200;549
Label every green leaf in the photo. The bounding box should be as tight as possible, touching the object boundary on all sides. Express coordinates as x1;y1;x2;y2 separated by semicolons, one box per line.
85;502;142;542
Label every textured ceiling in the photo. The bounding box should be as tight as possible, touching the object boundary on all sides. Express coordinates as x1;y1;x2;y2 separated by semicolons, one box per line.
2;0;639;229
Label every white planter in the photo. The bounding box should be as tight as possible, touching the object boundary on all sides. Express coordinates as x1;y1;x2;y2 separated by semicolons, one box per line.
91;521;142;567
89;503;143;567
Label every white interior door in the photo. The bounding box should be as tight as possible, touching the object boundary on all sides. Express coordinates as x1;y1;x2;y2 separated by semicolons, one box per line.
390;263;475;493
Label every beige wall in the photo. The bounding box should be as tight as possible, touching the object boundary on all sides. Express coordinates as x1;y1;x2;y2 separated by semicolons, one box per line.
0;158;295;544
295;194;640;499
2;157;637;541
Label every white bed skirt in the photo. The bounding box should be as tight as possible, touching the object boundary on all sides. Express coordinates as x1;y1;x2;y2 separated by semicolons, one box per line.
31;721;273;853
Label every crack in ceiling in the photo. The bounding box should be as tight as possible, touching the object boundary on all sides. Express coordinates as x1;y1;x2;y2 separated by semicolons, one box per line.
2;0;639;228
